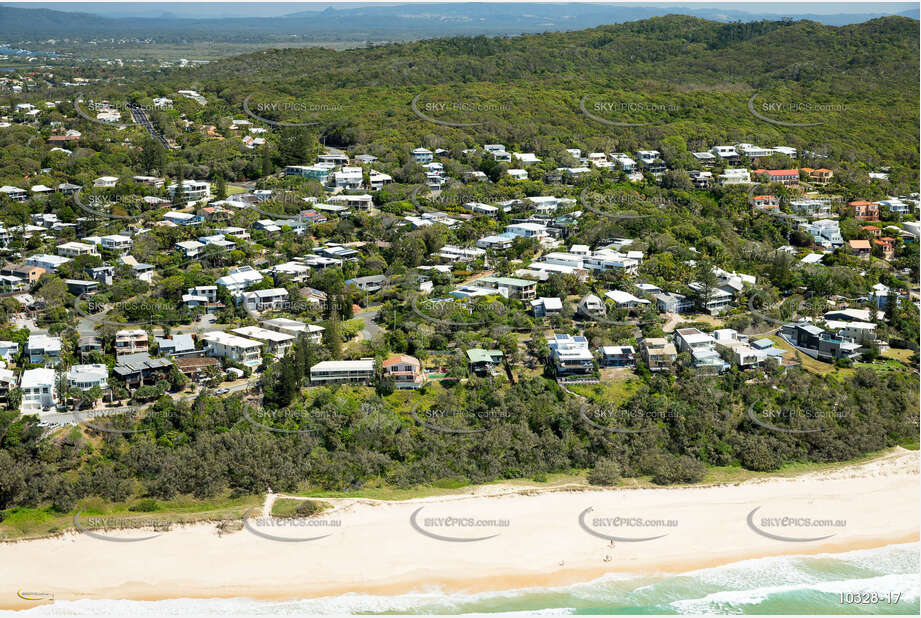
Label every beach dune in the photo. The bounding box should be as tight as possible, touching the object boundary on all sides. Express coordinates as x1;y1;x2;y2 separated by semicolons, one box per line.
1;448;918;610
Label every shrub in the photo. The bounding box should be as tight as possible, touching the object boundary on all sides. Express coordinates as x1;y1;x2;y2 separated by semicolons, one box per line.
588;458;621;486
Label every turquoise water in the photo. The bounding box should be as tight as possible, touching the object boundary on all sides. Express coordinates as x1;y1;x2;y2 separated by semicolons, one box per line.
11;543;919;615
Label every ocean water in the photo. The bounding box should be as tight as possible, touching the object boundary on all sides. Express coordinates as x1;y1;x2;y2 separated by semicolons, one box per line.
12;543;919;615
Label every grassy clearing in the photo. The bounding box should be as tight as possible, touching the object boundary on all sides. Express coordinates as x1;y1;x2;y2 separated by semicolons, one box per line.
568;374;642;405
0;493;262;541
270;498;331;518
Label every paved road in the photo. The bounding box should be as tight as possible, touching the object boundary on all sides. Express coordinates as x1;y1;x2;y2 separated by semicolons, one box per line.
355;308;382;341
129;104;171;149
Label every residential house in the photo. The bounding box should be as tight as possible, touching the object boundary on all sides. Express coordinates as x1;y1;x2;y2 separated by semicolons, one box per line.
719;168;751;185
638;337;677;372
202;331;264;368
531;297;563;318
232;326;296;358
113;353;173;387
382;354;425;389
466;349;503;376
168;180;211;205
598;345;636;368
25;254;70;272
604;290;651;309
155;334;199;358
26;334;61;366
1;185;31;202
0;264;44;284
310;359;376;385
241;288;290;312
20;368;58;413
262;318;325;343
115;329;149;357
802;167;833;186
57;241;98;258
674;328;728;374
790;199;831;217
67;364;108;390
711;145;739;162
752;195;779;210
346;275;388;293
467;276;536;300
847;239;871;259
548;334;594;377
411;148;433;164
849;200;880;222
655;292;694;313
93;176;119;188
874;237;896;260
216;266;263;298
100;234;132;252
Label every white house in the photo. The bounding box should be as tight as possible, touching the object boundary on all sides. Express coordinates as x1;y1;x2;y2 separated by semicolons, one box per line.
168;180;211;205
25;253;70;273
310;359;375;385
241;288;289;312
411;148;433;164
216;266;264;297
100;234;132;251
232;326;295;358
20;368;58;413
202;331;264;367
67;364;109;390
93;176;119;188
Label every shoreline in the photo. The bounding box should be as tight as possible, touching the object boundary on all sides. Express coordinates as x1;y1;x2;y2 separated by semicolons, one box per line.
1;448;917;611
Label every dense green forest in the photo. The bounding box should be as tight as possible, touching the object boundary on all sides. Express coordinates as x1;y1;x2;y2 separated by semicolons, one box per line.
1;350;917;510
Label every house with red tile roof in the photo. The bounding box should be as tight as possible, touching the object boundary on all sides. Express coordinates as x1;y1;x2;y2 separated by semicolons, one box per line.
753;168;799;186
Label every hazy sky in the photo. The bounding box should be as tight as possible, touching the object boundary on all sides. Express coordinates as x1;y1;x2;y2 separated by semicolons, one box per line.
4;2;917;19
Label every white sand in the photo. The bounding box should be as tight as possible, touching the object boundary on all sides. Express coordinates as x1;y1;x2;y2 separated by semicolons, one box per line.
2;447;917;610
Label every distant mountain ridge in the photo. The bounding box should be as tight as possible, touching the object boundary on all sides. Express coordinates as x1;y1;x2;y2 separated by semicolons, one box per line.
0;2;917;45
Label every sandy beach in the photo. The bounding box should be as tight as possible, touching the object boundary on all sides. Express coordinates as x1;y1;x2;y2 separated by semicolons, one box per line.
2;448;918;611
